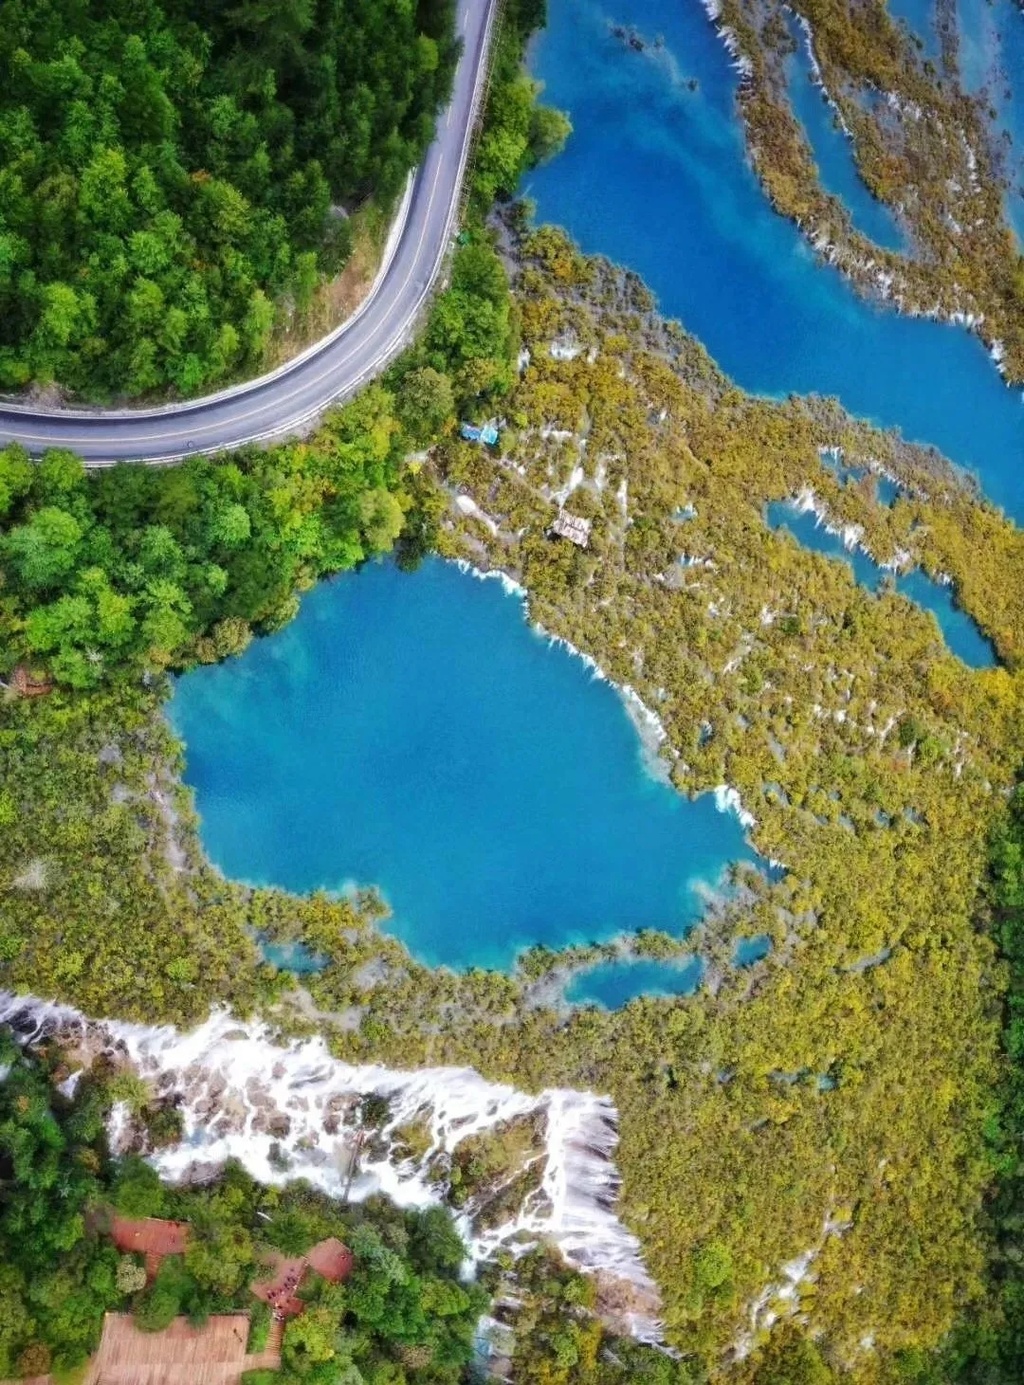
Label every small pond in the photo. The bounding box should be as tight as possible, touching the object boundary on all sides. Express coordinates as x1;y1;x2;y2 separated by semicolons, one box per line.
261;941;328;975
170;559;754;972
734;934;772;966
564;956;704;1008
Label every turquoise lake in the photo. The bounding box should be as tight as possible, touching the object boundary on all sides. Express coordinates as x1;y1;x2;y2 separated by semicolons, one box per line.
169;559;753;972
524;0;1024;521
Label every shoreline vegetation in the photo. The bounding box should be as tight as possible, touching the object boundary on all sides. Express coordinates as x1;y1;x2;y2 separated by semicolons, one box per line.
5;2;1024;1383
696;0;1024;380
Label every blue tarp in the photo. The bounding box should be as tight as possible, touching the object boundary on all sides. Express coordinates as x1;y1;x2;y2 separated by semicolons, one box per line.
460;421;500;445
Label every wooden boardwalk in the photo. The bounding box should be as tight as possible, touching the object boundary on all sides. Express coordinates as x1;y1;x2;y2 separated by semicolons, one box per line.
83;1312;269;1385
1;1315;285;1385
6;1235;351;1384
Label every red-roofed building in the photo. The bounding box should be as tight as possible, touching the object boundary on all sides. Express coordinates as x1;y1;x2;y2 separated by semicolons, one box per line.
306;1237;354;1283
110;1216;189;1280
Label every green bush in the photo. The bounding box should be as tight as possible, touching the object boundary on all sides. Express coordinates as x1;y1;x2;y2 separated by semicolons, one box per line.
135;1256;190;1333
246;1300;271;1354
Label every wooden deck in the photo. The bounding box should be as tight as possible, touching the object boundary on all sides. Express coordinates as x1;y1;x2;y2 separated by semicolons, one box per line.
82;1312;281;1385
110;1217;189;1282
252;1236;354;1320
5;1235;352;1385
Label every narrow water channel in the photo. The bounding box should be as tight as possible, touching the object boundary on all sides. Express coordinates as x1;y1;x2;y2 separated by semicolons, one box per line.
765;500;998;667
783;13;906;251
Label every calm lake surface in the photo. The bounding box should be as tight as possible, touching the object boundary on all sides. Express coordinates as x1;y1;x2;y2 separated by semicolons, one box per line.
524;0;1024;520
565;956;704;1008
170;560;753;971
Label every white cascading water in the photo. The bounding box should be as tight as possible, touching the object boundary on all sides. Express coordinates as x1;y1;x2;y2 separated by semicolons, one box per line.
0;993;663;1339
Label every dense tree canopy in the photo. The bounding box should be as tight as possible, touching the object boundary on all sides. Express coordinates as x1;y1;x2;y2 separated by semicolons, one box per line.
0;1034;486;1381
0;225;512;693
0;0;458;397
0;384;407;689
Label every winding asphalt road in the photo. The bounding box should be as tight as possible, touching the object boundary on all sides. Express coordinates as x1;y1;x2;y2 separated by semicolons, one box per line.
0;0;498;466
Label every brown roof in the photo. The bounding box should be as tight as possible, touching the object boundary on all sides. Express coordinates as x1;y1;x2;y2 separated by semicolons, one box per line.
306;1237;354;1282
84;1313;253;1385
549;512;592;547
10;665;52;698
111;1216;189;1260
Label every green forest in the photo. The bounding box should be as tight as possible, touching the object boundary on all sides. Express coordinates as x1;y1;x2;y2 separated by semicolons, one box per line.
0;1030;487;1382
0;0;458;398
0;221;518;693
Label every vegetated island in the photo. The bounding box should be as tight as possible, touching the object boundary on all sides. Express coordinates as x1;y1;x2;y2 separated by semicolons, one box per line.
702;0;1024;378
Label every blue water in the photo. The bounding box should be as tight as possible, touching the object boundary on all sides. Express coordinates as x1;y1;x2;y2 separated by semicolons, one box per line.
958;0;1024;242
888;0;942;61
565;956;704;1007
766;501;997;666
819;447;903;504
525;0;1024;521
262;941;328;974
785;18;906;249
875;475;903;506
169;560;753;971
734;934;772;966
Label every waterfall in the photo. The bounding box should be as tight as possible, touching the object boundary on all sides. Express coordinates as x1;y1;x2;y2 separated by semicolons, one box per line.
0;993;663;1339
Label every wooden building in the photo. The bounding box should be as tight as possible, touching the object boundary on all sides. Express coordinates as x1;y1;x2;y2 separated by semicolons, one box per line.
549;511;592;548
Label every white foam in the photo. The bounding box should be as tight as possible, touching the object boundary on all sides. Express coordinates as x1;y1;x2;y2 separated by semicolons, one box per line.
714;785;757;829
0;993;662;1339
